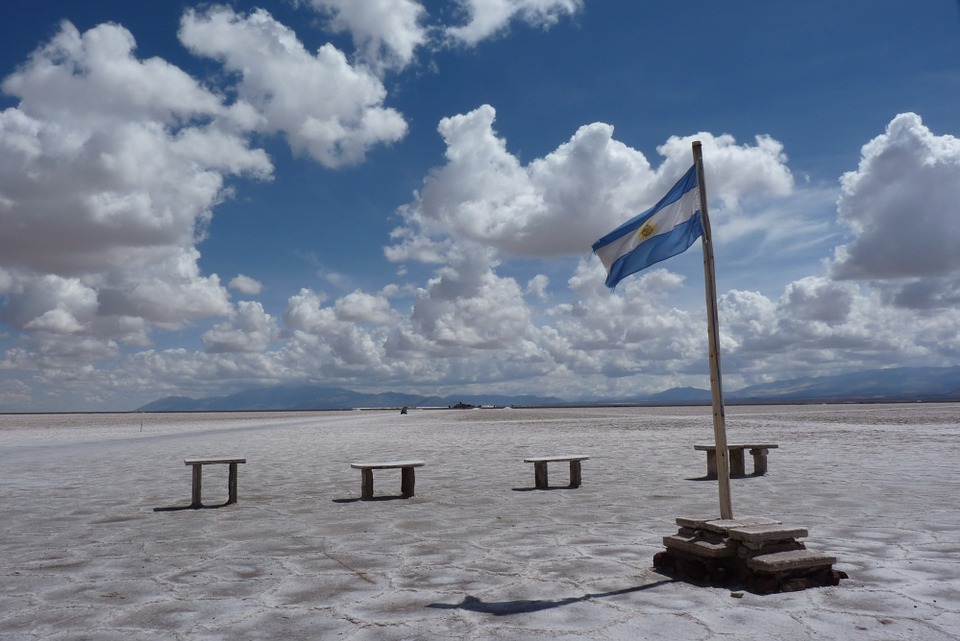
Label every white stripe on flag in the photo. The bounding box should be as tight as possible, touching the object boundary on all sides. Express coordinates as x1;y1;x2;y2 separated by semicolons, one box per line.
591;164;704;288
593;186;700;271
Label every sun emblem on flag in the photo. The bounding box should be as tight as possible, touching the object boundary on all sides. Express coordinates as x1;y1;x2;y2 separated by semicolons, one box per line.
638;222;656;239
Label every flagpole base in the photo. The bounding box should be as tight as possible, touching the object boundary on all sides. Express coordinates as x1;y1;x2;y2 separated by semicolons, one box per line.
653;515;846;593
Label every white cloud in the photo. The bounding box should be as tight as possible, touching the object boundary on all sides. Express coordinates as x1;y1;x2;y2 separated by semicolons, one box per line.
526;274;549;299
0;22;271;275
334;290;395;324
780;276;855;323
0;20;271;363
657;132;793;210
446;0;583;46
0;379;32;410
179;6;408;168
23;307;85;334
202;301;278;353
303;0;428;73
556;262;703;372
371;106;960;399
831;113;960;309
283;288;390;370
283;289;330;333
96;249;233;325
229;274;263;295
407;246;533;348
1;275;98;332
715;277;944;385
5;8;960;414
2;21;223;126
387;105;795;264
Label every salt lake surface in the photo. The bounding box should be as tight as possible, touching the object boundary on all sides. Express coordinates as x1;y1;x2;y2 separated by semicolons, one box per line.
1;403;958;640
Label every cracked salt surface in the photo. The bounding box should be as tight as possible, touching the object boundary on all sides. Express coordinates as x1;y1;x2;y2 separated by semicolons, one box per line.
0;403;958;640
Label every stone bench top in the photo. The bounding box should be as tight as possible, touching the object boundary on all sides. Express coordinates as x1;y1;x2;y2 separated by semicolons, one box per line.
184;457;246;465
350;461;425;470
663;534;737;559
523;455;590;463
746;549;837;573
676;515;782;533
728;524;809;543
694;443;778;450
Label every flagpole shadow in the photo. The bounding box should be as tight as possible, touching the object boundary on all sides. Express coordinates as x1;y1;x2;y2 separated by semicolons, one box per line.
510;486;580;492
426;579;676;616
332;495;411;503
153;500;234;512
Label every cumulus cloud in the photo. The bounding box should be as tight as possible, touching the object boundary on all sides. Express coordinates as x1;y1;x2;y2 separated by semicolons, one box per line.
334;290;395;324
1;275;98;334
715;277;940;385
831;113;960;309
179;6;408;167
0;22;271;274
446;0;583;46
0;2;629;410
526;274;549;299
283;288;390;370
374;109;960;398
229;274;263;295
0;7;423;380
0;21;269;357
387;105;794;264
0;379;32;408
556;262;703;373
407;246;533;348
375;109;808;396
202;301;278;353
96;249;234;325
5;4;959;412
2;21;223;126
303;0;427;73
657;133;793;210
780;276;855;323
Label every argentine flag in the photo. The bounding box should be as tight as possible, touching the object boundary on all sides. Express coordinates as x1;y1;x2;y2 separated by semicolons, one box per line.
592;164;703;289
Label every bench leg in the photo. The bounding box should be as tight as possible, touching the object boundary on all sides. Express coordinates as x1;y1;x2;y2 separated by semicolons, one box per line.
534;461;548;489
705;450;718;479
401;467;416;497
729;448;746;476
360;468;374;500
227;462;239;505
190;464;203;508
750;448;769;475
569;460;582;488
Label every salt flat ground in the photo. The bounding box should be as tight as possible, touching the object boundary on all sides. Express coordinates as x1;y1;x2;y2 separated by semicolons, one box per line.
0;404;958;640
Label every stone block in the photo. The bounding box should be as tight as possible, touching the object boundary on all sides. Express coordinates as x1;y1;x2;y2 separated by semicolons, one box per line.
746;550;837;573
663;534;737;559
675;515;782;532
727;524;809;543
701;517;782;534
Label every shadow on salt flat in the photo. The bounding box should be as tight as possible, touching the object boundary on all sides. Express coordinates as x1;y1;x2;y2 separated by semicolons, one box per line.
153;501;234;512
427;579;676;616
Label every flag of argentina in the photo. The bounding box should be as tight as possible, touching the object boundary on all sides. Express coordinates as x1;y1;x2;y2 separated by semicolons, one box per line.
592;164;703;289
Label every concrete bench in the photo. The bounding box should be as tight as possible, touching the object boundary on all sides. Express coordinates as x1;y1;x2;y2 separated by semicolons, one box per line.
523;455;590;489
184;457;246;508
694;444;778;478
350;461;424;499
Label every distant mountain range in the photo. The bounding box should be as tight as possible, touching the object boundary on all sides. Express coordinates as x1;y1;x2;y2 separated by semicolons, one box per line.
136;366;960;412
642;366;960;405
136;385;566;412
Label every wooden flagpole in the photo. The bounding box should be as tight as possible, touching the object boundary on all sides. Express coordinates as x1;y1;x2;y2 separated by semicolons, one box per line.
692;141;734;520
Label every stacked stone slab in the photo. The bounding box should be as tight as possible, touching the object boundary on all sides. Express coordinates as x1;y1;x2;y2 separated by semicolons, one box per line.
653;516;845;593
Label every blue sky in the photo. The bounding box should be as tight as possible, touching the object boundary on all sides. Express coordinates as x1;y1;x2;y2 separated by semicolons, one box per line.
2;1;960;411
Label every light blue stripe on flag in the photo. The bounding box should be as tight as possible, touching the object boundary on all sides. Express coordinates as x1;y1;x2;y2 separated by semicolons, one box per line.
592;164;703;289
